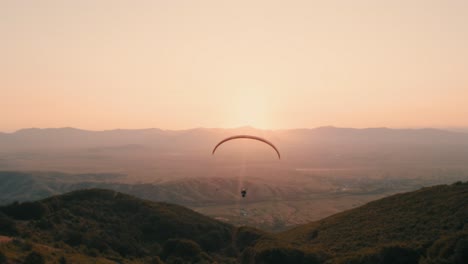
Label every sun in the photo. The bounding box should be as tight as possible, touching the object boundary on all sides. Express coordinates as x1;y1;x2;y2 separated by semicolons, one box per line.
228;93;272;129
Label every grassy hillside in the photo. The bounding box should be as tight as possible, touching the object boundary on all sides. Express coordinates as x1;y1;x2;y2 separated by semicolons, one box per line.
248;181;468;263
0;189;242;263
0;183;467;263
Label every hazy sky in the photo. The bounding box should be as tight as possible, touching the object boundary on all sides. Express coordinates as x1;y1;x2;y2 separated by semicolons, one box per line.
1;0;468;132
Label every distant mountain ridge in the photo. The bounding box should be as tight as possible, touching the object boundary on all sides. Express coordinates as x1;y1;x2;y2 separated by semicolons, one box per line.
1;126;468;150
3;126;468;180
2;127;468;168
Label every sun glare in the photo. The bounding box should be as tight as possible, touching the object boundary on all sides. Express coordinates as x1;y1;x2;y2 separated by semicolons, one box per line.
228;90;272;129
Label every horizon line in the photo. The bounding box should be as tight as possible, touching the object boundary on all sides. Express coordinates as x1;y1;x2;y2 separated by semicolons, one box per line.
2;125;468;134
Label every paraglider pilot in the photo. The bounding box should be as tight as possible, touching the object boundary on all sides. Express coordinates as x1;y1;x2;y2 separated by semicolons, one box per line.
241;188;247;198
212;135;280;201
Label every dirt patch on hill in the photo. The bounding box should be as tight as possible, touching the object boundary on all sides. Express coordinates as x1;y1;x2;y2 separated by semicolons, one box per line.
0;235;12;243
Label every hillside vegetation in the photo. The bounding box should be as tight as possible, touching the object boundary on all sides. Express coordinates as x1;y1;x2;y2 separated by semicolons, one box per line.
0;182;467;263
248;181;468;263
0;189;241;263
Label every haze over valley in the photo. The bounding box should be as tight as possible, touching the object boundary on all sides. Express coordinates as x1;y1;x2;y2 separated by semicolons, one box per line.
1;126;467;230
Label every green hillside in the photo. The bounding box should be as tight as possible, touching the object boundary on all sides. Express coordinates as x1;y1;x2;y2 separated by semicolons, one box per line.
0;189;242;263
248;181;468;263
0;183;467;263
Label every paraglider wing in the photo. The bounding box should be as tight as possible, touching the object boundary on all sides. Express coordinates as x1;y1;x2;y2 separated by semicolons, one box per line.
212;135;281;159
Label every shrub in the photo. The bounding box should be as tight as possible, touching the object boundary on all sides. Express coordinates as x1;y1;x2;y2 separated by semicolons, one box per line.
0;214;18;235
0;251;7;264
162;239;202;260
64;230;83;246
35;218;54;229
59;256;67;264
150;256;165;264
235;227;266;251
377;246;420;264
255;247;305;264
23;251;45;264
454;238;468;264
424;232;468;263
0;202;48;220
199;229;230;251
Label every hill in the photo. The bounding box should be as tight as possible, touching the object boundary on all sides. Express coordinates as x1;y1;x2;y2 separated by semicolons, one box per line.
0;183;467;263
0;171;125;204
248;181;468;263
0;189;242;263
2;170;467;232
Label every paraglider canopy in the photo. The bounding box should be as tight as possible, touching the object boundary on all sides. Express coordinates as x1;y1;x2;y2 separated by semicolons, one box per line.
212;135;281;159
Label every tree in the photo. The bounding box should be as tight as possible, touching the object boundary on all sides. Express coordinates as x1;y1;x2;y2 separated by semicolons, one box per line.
162;239;202;259
151;256;165;264
255;247;305;264
454;238;468;264
0;251;7;264
378;246;420;264
0;214;18;235
59;256;67;264
23;251;45;264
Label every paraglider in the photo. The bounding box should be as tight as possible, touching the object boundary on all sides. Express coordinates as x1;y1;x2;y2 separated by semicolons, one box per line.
212;135;281;159
212;135;281;201
241;188;247;198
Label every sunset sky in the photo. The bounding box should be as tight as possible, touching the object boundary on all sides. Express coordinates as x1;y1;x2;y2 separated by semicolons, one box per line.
1;0;468;132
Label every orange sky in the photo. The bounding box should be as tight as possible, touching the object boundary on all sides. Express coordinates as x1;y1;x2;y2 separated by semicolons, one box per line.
1;1;468;132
